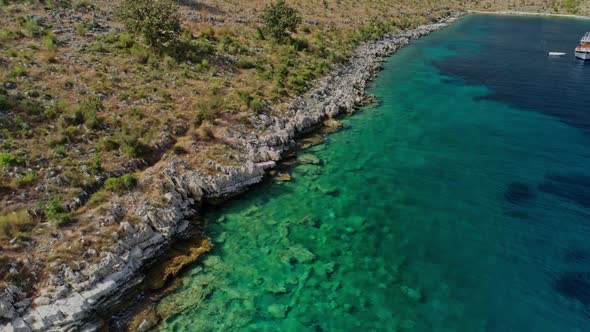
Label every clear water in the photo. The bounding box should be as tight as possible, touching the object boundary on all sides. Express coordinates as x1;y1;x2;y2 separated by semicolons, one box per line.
156;15;590;331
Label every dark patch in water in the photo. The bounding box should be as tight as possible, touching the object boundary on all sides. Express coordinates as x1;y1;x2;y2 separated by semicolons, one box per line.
503;210;530;220
441;77;462;85
504;182;535;205
564;249;590;264
326;189;340;197
435;16;590;135
554;271;590;306
538;174;590;207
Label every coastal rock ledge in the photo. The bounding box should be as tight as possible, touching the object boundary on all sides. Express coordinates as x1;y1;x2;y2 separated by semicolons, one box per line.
0;13;461;332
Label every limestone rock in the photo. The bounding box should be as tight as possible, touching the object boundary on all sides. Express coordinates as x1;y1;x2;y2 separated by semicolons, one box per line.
323;118;343;129
276;172;292;182
297;154;321;165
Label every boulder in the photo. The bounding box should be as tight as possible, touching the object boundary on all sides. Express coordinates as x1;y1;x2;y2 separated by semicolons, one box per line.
297;154;321;165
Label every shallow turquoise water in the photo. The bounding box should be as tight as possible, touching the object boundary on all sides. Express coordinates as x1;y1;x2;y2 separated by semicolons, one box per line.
158;15;590;331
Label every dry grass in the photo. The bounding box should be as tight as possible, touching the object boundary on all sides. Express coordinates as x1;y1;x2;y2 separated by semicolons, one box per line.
0;210;35;242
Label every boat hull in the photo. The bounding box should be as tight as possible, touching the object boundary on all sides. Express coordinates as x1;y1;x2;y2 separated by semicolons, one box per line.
575;51;590;60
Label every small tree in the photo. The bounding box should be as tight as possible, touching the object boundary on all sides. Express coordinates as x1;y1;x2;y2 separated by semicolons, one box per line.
261;0;302;42
117;0;181;48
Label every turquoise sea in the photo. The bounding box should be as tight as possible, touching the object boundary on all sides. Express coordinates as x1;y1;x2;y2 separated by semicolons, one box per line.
156;15;590;331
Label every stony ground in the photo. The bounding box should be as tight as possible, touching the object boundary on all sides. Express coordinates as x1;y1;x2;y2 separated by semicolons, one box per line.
0;0;588;330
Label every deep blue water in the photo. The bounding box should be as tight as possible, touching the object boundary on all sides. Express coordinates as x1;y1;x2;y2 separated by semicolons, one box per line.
434;15;590;331
157;15;590;331
438;15;590;131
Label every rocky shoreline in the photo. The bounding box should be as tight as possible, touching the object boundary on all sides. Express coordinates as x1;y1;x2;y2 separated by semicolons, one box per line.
0;13;462;331
472;9;590;20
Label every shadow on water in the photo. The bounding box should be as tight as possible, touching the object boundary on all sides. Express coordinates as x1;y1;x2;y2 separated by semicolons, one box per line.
554;271;590;306
538;173;590;208
563;248;590;264
504;182;536;205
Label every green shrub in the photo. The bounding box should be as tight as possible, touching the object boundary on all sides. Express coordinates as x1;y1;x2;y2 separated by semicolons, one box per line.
0;95;9;112
117;0;181;48
88;156;103;176
83;109;100;129
217;35;243;55
0;211;35;240
163;54;176;68
351;20;396;42
73;0;97;11
130;108;145;120
98;137;120;151
61;97;102;129
42;35;57;50
249;97;264;113
45;196;62;217
112;32;135;49
57;125;81;144
81;96;102;113
8;64;27;78
168;39;214;62
53;145;67;157
62;109;84;126
261;0;302;42
44;196;72;227
292;37;310;51
562;0;581;14
237;57;256;69
287;68;314;93
18;99;42;116
195;121;215;141
255;27;265;40
75;23;90;36
0;152;23;167
172;145;188;155
80;96;103;128
52;213;72;227
193;97;223;126
89;41;109;53
19;16;45;37
104;174;137;193
237;91;265;113
12;172;37;187
44;100;68;119
0;29;16;43
121;137;151;158
130;44;153;64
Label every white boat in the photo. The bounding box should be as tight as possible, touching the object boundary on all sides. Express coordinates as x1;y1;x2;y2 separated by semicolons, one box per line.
575;32;590;60
548;52;566;56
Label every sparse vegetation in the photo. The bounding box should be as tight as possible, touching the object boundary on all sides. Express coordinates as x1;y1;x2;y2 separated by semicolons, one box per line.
44;196;72;227
561;0;582;14
98;137;120;151
0;152;23;167
196;121;215;141
0;210;35;242
121;136;151;159
11;172;37;188
104;173;138;193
